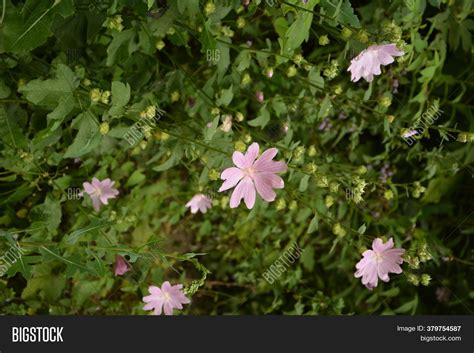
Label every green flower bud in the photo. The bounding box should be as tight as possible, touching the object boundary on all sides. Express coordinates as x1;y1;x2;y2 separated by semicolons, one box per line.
287;65;297;77
457;133;468;143
90;88;102;103
235;112;245;122
332;222;346;237
208;169;220;181
356;30;369;43
100;90;111;104
307;145;318;157
293;54;303;65
171;91;180;102
329;182;339;193
341;27;352;39
407;273;419;286
156;39;165;51
384;189;394;200
205;2;216;16
237;17;246;29
421;274;431;286
234;141;246;152
305;162;318;174
319;35;330;46
276;198;286;210
325;195;334;208
289;200;297;210
99;122;109;135
220;196;229;209
241;72;251;85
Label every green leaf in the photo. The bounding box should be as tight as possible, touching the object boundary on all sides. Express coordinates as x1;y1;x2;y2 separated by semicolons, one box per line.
0;79;11;98
307;213;319;233
216;85;233;107
63;111;101;159
1;0;74;53
111;81;131;107
300;246;315;271
64;219;112;245
126;169;146;186
248;105;270;128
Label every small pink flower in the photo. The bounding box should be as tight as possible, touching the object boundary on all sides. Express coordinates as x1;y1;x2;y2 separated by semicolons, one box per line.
186;194;212;214
143;281;190;315
114;255;129;276
219;143;287;209
82;177;119;211
255;91;264;103
354;238;405;290
348;44;404;82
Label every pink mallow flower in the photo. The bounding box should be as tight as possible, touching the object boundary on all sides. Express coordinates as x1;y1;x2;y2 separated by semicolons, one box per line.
186;194;212;214
143;281;190;315
114;255;129;276
348;44;404;82
219;142;287;209
354;238;405;290
82;177;119;211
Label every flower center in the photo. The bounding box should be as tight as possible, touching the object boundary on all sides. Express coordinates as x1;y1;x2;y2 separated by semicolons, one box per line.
242;167;255;178
373;252;384;263
163;292;171;301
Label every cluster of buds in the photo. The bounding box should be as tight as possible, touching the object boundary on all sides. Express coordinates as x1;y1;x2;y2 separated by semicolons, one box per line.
316;175;329;188
350;178;367;204
139;105;157;119
204;2;216;16
220;26;234;37
99;122;109;135
323;60;339;80
404;254;420;269
90;88;111;104
332;222;346;237
412;181;426;198
106;15;124;32
457;132;474;143
418;243;433;262
383;21;402;42
407;273;431;286
325;195;334;208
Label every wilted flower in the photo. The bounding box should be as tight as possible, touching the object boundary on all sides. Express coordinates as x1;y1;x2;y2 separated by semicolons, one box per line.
82;177;119;211
220;114;233;132
186;194;212;214
354;238;405;290
348;44;404;82
219;143;288;209
143;281;190;315
114;255;129;276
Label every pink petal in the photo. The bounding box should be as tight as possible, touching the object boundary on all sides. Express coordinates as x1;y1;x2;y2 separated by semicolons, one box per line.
244;143;259;167
219;167;244;192
252;173;277;202
229;177;255;209
232;151;247;169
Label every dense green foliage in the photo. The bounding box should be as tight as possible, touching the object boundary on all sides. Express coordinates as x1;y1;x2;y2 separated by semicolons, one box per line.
0;0;473;315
